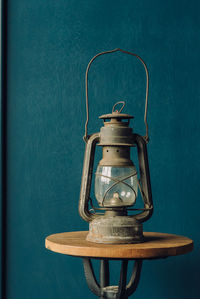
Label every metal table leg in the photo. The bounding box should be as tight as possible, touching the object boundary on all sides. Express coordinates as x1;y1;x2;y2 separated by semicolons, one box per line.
82;258;142;299
100;259;110;298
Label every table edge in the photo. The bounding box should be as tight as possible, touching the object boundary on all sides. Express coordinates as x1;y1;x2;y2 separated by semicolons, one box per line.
45;231;194;259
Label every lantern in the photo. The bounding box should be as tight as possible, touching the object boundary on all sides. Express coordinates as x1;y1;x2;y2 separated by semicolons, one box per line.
79;48;153;244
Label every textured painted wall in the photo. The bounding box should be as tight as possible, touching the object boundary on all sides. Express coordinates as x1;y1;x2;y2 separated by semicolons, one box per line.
5;0;199;298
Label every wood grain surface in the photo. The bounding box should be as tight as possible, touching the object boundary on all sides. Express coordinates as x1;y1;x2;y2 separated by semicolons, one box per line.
45;231;193;259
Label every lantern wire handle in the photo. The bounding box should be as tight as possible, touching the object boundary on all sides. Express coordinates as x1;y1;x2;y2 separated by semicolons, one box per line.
83;48;149;143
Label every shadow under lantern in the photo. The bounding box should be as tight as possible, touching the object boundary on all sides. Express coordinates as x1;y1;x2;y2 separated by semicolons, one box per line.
79;48;153;244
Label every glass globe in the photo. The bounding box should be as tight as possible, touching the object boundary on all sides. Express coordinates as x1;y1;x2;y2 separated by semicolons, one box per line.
95;165;138;207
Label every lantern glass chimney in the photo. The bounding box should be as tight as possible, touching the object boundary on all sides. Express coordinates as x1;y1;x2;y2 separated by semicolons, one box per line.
95;165;138;207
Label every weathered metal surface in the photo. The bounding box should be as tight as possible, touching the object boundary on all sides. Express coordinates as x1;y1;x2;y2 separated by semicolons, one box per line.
79;50;153;244
133;134;153;223
98;113;135;147
79;132;101;222
79;108;153;242
99;147;134;166
87;216;143;244
83;258;143;299
99;113;133;119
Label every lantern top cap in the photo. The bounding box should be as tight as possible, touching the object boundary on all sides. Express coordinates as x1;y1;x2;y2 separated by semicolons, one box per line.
99;101;134;120
99;113;134;120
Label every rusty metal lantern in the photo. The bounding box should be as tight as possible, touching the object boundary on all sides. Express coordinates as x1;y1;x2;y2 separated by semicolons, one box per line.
79;48;153;244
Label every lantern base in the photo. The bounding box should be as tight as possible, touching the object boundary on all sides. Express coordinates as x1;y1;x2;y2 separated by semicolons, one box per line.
87;216;143;244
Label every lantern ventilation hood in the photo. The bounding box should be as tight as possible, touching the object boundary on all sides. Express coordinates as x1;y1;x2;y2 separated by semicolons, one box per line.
98;101;135;147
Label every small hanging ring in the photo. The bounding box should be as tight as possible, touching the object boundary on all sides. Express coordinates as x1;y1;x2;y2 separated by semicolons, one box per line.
112;101;126;113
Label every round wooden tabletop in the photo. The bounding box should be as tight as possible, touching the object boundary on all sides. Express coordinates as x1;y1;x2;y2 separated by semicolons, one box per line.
45;231;193;259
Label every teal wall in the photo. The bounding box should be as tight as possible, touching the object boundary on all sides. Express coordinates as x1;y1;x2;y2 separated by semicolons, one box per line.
4;0;199;298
